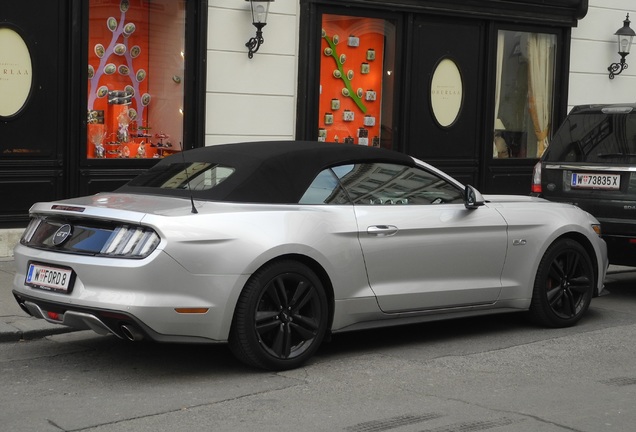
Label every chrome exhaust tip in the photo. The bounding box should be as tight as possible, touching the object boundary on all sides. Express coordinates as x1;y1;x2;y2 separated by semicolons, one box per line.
18;302;33;316
120;324;144;341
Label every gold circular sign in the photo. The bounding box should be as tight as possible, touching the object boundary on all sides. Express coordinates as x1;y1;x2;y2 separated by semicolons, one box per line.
430;58;463;128
0;28;33;118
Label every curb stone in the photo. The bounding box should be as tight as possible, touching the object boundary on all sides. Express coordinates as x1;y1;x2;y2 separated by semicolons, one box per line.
0;318;76;342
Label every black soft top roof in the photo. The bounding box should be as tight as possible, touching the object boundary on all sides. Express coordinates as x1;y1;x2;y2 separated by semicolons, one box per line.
117;141;415;203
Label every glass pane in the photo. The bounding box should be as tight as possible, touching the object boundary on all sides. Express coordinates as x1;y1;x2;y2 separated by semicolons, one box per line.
127;163;234;191
339;163;463;205
545;112;636;163
319;14;396;150
87;0;186;159
299;169;350;204
494;31;556;159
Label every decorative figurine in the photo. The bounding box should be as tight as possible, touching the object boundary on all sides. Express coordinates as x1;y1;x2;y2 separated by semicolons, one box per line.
90;128;107;159
137;141;146;158
117;109;130;143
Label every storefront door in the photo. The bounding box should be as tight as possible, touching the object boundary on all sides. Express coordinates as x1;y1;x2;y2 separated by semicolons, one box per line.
0;0;71;225
406;17;484;187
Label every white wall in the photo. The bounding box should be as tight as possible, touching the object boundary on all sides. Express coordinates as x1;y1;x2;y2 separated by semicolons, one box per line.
205;0;299;145
0;229;22;258
568;0;636;111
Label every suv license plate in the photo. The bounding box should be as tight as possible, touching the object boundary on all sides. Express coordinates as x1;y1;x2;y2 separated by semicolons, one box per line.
26;263;74;293
571;173;620;190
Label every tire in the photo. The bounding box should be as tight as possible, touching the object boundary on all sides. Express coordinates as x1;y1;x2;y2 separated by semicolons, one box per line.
528;238;595;328
229;260;329;371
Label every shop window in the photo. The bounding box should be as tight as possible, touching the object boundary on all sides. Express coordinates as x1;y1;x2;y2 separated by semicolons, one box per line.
87;0;186;159
319;14;396;150
494;30;556;159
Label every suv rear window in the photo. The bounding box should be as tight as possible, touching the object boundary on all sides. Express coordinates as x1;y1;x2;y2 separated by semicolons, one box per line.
544;111;636;163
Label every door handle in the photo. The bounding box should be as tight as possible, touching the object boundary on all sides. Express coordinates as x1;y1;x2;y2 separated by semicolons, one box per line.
367;225;399;237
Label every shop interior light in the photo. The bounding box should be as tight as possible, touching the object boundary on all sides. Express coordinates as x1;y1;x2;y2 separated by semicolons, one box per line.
608;13;636;79
245;0;274;59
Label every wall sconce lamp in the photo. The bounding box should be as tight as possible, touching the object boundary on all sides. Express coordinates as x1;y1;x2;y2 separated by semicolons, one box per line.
608;14;636;79
245;0;274;59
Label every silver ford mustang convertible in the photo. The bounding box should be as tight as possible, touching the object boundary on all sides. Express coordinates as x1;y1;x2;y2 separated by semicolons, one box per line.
13;141;608;370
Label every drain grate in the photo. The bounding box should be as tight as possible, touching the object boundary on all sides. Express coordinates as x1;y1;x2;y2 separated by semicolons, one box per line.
346;413;444;432
419;417;520;432
601;377;636;387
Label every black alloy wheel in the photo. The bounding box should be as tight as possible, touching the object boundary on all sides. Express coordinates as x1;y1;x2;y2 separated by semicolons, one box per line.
229;260;329;370
529;238;595;327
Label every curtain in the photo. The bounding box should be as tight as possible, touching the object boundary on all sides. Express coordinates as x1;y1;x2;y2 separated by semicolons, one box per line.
493;32;505;157
527;34;555;158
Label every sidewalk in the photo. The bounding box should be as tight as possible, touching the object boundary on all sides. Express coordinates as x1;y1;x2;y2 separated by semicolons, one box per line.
0;258;76;342
1;257;636;343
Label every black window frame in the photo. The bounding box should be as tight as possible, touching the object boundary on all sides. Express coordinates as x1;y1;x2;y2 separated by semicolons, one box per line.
486;22;568;163
76;0;208;172
296;4;405;153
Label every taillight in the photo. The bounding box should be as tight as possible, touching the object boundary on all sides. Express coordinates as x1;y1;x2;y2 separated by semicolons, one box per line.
21;216;43;243
531;161;542;194
99;225;160;258
21;216;160;258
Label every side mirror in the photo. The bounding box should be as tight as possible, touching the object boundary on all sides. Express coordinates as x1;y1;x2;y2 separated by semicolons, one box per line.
464;185;485;209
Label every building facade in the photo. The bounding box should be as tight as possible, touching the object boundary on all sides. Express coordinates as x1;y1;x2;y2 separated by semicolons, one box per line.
569;1;636;109
0;0;634;255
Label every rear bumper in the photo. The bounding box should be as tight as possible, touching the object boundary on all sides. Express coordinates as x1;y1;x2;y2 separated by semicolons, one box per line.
13;292;220;343
12;244;250;342
598;217;636;266
603;235;636;266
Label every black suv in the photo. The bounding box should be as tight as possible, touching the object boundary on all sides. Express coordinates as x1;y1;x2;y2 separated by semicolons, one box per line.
532;103;636;266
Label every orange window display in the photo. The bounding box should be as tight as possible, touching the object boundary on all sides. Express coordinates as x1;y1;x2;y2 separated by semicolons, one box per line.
87;0;185;159
319;15;390;147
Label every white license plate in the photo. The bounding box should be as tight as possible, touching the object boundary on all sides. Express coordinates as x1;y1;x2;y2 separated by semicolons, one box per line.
571;173;620;190
26;263;74;293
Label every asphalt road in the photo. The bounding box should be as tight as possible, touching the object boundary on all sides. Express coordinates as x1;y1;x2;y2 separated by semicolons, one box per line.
1;270;636;432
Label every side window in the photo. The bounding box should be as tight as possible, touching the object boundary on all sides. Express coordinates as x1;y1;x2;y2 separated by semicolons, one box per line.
125;163;234;190
339;163;463;205
299;168;351;204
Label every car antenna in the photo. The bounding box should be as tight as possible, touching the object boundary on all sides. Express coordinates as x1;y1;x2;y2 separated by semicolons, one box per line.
180;142;198;214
